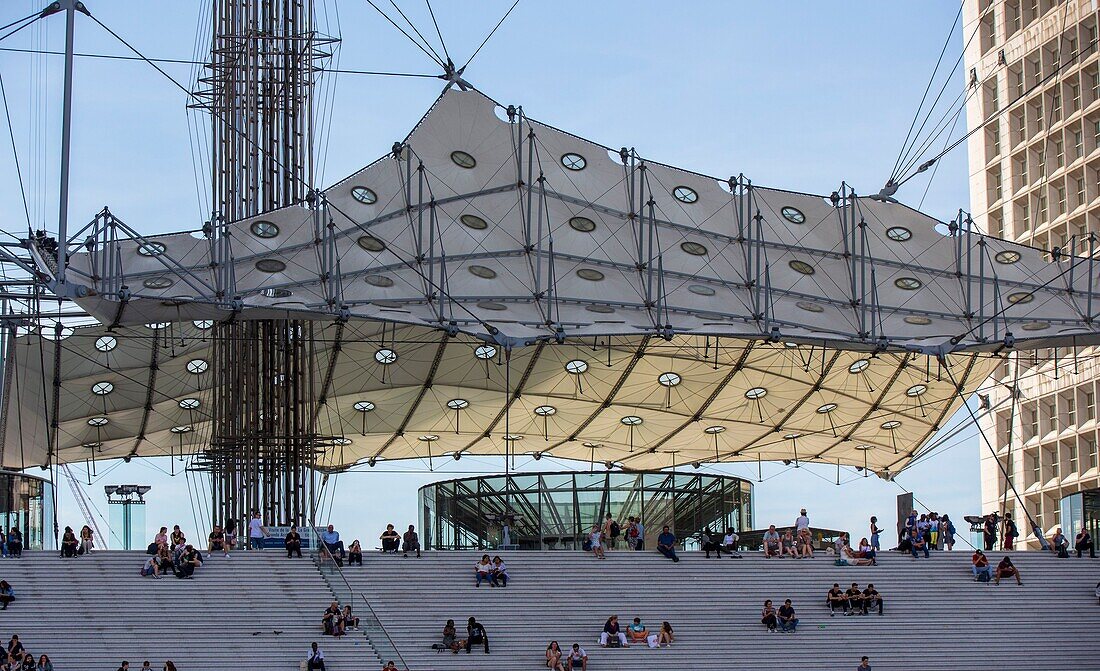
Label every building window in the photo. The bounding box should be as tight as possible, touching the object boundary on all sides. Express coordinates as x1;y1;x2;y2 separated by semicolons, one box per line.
1087;390;1096;420
992;169;1003;201
1068;396;1077;425
1055;139;1064;167
1087;435;1098;469
1071;82;1081;112
991;122;1002;157
1075;129;1084;159
1077;177;1087;204
1032;453;1041;482
1039;193;1048;223
1092;71;1100;99
1030;409;1040;439
1057;185;1067;214
1052;93;1062;122
1047;402;1057;433
1070;442;1079;473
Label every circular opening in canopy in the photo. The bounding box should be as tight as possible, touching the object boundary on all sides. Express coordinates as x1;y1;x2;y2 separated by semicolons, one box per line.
585;304;615;314
351;186;377;204
94;336;117;352
1007;291;1033;304
478;301;507;311
1021;321;1050;331
906;384;927;397
450;150;476;169
357;236;386;252
474;345;497;360
995;250;1021;264
534;405;556;416
353;401;375;412
186;359;209;374
680;241;708;256
469;265;496;279
894;277;922;290
91;381;114;395
745;387;767;400
848;359;870;374
460;214;488;230
255;259;286;273
419;434;440;442
251;220;279;238
689;284;716;296
179;398;200;410
87;417;109;427
262;288;292;299
789;259;815;275
447;398;469;410
904;315;932;325
170;425;193;434
365;274;394;287
672;186;698;203
658;372;682;387
816;403;837;414
193;320;213;329
136;241;165;257
568;216;596;232
781;206;805;224
704;426;725;434
374;348;397;365
886;226;912;241
565;359;589;374
881;420;902;430
561;153;586;171
143;277;173;290
796;301;824;313
577;268;604;281
620;415;643;426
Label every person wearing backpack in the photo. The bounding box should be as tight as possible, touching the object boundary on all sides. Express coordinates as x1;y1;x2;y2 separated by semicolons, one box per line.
1002;513;1019;551
602;515;620;551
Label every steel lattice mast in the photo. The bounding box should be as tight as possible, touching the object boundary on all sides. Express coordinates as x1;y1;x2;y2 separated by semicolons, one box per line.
190;0;337;528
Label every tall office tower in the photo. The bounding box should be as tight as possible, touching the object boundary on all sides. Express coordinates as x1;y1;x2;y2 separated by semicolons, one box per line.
965;0;1100;548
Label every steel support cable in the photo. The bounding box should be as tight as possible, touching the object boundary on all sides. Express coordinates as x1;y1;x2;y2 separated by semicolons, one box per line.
0;12;42;45
461;0;521;71
889;2;964;181
916;108;964;210
941;357;1049;549
424;0;450;63
362;0;444;67
0;67;31;233
894;31;1100;190
999;350;1023;521
386;0;445;66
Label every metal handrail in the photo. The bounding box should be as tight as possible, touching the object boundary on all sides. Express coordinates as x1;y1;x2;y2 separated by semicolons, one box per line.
309;530;409;670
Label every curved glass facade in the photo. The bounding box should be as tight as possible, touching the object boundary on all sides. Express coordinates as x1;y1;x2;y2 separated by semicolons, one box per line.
0;470;53;550
419;470;752;551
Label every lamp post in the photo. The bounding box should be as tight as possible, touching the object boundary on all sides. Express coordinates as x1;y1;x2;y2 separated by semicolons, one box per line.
104;485;151;550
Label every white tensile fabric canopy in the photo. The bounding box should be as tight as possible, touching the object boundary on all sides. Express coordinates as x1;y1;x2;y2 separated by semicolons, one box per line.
6;88;1092;473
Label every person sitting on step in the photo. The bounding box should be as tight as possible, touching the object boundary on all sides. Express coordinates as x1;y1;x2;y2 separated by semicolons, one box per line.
782;529;798;558
627;617;648;644
565;643;587;671
909;528;929;559
60;526;78;558
342;604;359;631
381;661;398;671
474;555;494;587
545;641;564;671
285;526;302;559
657;621;675;647
762;525;781;558
587;524;605;560
703;529;725;558
170;525;185;548
491;555;508;587
440;619;460;653
322;601;343;636
6;528;22;559
348;540;363;566
861;583;883;615
826;583;847;616
723;527;743;558
777;599;799;633
761;600;778;632
380;524;400;554
844;583;864;616
0;581;13;610
402;525;421;558
465;617;489;654
1050;527;1070;558
77;525;94;556
173;544;201;579
856;537;877;565
321;525;345;560
207;525;226;557
796;528;814;558
306;642;325;671
971;549;992;582
36;654;53;671
994;556;1022;586
656;526;679;562
141;554;161;579
1075;527;1096;558
599;615;629;647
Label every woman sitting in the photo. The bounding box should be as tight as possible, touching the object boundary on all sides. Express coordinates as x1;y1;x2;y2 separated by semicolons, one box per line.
474;554;494;587
35;655;53;671
342;604;359;631
627;617;648;644
5;528;22;558
856;537;877;565
348;540;363;566
79;525;94;555
60;527;78;558
657;621;674;647
18;654;32;671
782;530;798;558
491;555;508;587
141;555;161;579
0;581;13;610
796;528;814;558
156;545;173;574
545;641;564;671
760;600;778;632
440;619;461;654
995;556;1023;585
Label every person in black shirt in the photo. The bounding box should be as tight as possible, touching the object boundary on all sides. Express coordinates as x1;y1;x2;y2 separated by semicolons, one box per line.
60;526;78;558
174;545;201;579
380;524;400;553
861;584;883;615
322;601;343;637
207;525;226;556
348;540;363;566
6;528;22;558
1002;513;1019;551
285;526;303;558
403;525;421;558
465;617;489;654
826;583;847;616
1075;528;1096;558
777;599;798;633
844;583;864;617
983;514;998;551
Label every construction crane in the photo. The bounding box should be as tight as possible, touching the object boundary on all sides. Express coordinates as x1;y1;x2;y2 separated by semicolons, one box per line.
60;464;107;549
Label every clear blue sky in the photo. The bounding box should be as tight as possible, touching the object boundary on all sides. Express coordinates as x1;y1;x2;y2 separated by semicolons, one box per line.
0;1;982;548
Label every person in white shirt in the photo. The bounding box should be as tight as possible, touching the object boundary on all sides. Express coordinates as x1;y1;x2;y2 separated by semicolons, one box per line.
565;643;587;671
474;554;494;587
722;528;742;558
588;525;605;559
795;508;810;532
248;512;269;550
306;642;324;670
491;555;508;587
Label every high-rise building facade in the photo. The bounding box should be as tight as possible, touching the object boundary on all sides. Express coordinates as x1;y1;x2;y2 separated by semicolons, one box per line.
965;0;1100;548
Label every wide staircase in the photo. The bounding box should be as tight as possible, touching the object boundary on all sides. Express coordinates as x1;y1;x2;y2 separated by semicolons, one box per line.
347;549;1100;671
0;550;379;670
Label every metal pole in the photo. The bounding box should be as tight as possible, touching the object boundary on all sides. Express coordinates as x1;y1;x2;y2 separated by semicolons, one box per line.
56;0;84;285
